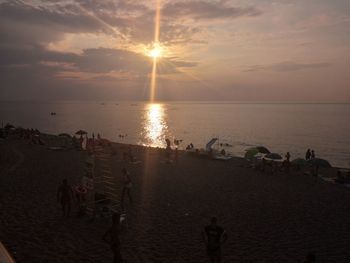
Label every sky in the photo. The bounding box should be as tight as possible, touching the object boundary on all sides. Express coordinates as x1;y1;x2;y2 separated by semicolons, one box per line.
0;0;349;102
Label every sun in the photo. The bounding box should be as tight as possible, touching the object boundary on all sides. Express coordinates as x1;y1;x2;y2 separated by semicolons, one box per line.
145;42;163;59
149;47;162;58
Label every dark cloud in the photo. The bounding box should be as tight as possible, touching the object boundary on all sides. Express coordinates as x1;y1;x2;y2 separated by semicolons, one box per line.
0;1;105;35
244;61;331;72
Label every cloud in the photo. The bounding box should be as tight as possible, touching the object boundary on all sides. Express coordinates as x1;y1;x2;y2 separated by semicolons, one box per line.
243;61;331;72
162;1;261;20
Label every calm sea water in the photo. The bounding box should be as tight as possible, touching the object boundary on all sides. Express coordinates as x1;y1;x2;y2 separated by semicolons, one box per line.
1;101;349;168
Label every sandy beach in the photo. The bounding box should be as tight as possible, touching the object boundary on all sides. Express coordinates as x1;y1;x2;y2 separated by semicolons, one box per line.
1;135;350;263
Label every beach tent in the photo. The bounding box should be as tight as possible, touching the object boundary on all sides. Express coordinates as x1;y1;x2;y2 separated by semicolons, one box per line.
291;158;307;166
265;153;283;160
307;158;331;168
255;146;270;154
245;146;271;159
245;148;259;159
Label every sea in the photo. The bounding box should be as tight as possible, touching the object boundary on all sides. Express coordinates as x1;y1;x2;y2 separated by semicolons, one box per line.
1;101;349;168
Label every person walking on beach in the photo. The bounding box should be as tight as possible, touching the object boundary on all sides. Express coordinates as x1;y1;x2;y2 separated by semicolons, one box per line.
103;213;123;263
305;149;311;160
57;178;74;217
202;217;228;263
121;168;132;209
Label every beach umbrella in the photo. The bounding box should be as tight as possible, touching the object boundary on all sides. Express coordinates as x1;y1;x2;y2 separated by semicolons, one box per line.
291;158;307;166
75;130;87;135
59;133;71;138
307;158;331;168
265;153;283;160
256;146;270;154
245;148;259;159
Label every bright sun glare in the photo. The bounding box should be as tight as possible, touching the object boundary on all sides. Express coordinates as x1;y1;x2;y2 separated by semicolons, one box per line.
149;47;161;58
146;43;163;59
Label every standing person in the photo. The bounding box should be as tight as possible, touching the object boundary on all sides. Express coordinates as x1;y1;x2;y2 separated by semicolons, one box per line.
202;217;228;263
174;147;179;163
285;152;291;162
121;168;132;209
305;149;311;160
284;152;291;173
103;213;123;263
57;179;74;217
92;132;95;151
311;150;315;159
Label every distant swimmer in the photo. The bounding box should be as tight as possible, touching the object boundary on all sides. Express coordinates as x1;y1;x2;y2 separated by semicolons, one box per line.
57;178;74;217
202;217;228;263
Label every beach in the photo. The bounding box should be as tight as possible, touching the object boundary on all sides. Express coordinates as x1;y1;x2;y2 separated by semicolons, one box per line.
1;135;350;263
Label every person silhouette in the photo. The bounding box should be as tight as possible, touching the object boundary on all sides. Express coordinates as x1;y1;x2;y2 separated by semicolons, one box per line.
202;217;228;263
121;168;132;209
103;213;123;263
57;178;74;217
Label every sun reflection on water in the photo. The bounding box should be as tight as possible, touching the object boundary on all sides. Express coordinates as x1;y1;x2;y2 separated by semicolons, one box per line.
140;103;169;148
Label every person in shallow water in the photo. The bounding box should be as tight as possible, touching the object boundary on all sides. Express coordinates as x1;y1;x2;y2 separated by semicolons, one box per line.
57;178;74;217
103;213;123;263
202;217;228;263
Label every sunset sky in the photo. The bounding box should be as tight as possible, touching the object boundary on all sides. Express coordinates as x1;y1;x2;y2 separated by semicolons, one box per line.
1;0;349;102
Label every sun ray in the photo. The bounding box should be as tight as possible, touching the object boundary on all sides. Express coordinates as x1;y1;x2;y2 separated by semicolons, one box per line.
149;0;161;102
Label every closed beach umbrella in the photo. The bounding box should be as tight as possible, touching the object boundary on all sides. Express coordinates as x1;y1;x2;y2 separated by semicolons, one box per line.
245;148;259;159
307;158;331;168
265;153;283;160
256;146;270;154
75;130;87;135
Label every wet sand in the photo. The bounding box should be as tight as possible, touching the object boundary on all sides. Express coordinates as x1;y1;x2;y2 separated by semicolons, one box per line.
1;136;350;262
